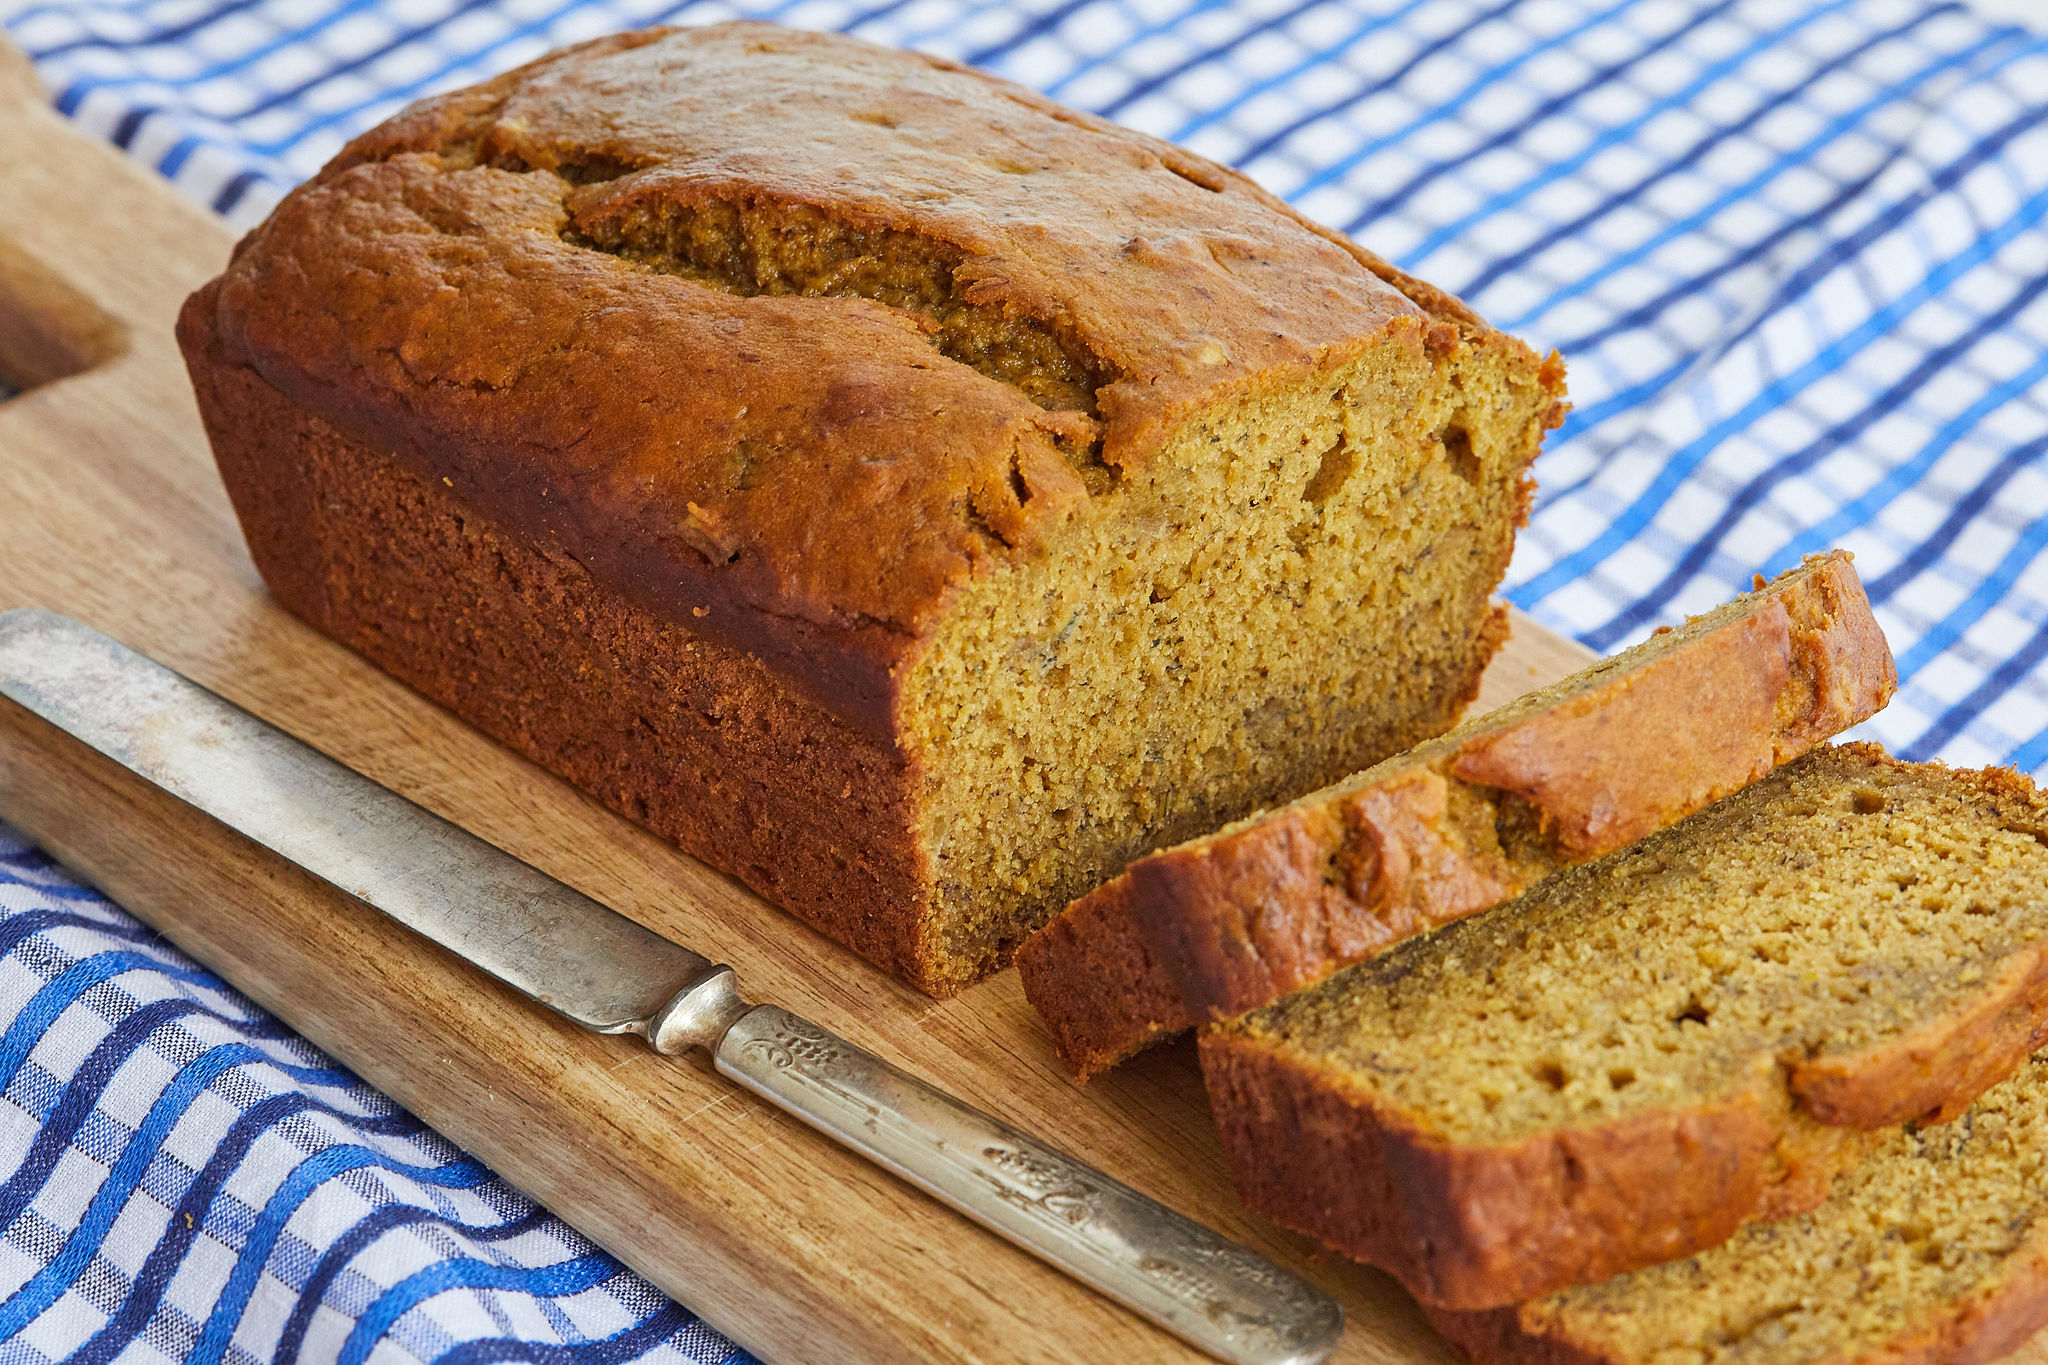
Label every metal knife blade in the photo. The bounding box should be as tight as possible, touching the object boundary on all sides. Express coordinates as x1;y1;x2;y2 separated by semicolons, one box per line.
0;608;1343;1365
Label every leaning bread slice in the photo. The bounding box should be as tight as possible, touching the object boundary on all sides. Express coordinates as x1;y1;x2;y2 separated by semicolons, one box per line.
1019;551;1894;1078
1430;1052;2048;1365
1201;743;2048;1310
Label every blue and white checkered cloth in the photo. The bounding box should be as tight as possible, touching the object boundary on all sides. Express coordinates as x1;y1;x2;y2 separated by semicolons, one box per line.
0;829;757;1364
1;0;2046;1360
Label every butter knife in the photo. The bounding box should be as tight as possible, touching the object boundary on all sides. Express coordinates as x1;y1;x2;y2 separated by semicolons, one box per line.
0;607;1342;1365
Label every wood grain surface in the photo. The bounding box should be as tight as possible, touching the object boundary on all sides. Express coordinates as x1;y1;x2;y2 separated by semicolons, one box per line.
2;34;2005;1365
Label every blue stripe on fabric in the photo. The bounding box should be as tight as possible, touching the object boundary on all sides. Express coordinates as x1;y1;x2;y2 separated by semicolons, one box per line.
1502;28;2020;335
963;0;1103;68
0;997;202;1229
156;131;207;177
211;167;268;214
1760;358;2048;578
235;0;532;123
1042;0;1241;103
341;1254;624;1365
1343;0;1753;238
835;0;947;36
1457;6;1948;300
42;0;395;117
1582;274;2048;649
0;951;223;1092
1548;134;1900;363
431;1303;698;1365
1994;700;2048;774
0;1044;293;1336
0;980;388;1247
276;1204;556;1365
0;842;57;869
1544;65;2047;443
1865;432;2048;603
1387;0;1849;263
0;972;361;1096
0;900;212;961
1256;0;1625;202
1906;607;2048;760
1893;510;2048;682
1513;163;2048;611
1494;31;2000;334
1157;0;1443;143
0;906;104;958
237;1;568;154
67;1090;492;1365
0;868;131;903
108;103;154;149
10;0;273;60
187;1134;498;1363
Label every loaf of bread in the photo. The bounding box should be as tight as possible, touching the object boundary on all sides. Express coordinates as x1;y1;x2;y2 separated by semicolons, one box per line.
1202;744;2048;1309
176;22;1565;995
1019;552;1895;1077
1431;1053;2048;1364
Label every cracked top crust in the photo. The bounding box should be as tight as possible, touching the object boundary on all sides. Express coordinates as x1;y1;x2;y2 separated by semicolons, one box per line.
193;21;1455;734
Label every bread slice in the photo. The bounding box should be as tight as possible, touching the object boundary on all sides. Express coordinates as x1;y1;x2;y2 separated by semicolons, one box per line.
1430;1053;2048;1365
1019;552;1895;1077
179;22;1565;995
1202;744;2048;1310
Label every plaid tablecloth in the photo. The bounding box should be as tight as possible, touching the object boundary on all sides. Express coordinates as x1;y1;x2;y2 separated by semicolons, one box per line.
0;0;2045;1360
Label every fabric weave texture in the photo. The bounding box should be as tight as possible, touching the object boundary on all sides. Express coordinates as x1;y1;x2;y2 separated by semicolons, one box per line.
0;827;758;1364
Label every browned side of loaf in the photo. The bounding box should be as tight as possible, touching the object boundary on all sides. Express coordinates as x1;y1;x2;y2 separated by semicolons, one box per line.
1011;877;1187;1068
180;283;960;994
1022;552;1894;1079
1198;1028;1875;1312
1425;1223;2048;1365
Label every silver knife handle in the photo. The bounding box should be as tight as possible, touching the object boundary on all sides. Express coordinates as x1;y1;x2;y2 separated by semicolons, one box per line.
715;1005;1342;1365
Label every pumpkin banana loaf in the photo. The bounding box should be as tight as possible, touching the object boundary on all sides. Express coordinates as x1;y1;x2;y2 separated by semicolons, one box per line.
176;22;1566;995
1202;744;2048;1310
1430;1053;2048;1365
1019;551;1895;1077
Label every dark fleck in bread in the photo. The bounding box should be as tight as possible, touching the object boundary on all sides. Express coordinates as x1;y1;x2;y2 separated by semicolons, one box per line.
1430;1052;2048;1365
1202;744;2048;1309
1020;551;1895;1078
176;21;1565;995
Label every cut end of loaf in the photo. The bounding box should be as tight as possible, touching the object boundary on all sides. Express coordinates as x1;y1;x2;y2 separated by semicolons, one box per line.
1021;550;1895;1072
901;313;1552;993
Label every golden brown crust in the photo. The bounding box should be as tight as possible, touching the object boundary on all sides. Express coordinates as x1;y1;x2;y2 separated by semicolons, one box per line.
1792;930;2048;1131
1013;877;1185;1067
1201;1029;1873;1312
1782;756;2048;1130
1449;602;1790;857
1424;1198;2048;1365
181;282;965;992
1774;552;1901;753
197;20;1469;735
1020;553;1895;1078
1898;1248;2048;1365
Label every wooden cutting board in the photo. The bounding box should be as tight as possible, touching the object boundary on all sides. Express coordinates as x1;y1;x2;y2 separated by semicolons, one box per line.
0;35;1945;1365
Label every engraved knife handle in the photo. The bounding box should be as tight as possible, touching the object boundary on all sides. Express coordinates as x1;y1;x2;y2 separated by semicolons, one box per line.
715;1004;1343;1365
